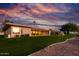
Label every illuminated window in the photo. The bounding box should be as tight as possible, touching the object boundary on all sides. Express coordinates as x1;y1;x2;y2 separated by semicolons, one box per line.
12;27;20;33
32;30;43;36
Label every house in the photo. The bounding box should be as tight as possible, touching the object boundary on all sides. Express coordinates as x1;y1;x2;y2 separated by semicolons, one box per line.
3;22;51;38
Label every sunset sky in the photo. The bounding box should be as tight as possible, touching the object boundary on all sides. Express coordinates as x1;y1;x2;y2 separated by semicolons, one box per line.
0;3;79;26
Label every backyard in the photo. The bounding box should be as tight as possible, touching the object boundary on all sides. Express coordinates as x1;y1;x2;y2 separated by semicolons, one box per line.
0;35;76;56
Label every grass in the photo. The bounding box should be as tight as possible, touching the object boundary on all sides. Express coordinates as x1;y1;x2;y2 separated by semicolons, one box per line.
0;35;76;56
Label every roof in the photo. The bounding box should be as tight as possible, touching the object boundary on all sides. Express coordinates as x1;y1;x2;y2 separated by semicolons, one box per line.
5;22;31;28
31;27;49;31
5;22;49;31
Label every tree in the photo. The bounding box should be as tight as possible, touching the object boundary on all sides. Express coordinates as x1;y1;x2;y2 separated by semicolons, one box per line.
60;23;79;34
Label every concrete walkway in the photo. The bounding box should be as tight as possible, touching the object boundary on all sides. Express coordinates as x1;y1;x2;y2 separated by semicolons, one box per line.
31;37;79;56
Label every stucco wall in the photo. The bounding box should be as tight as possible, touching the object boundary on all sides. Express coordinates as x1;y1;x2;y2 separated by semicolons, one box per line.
21;27;31;36
5;25;50;38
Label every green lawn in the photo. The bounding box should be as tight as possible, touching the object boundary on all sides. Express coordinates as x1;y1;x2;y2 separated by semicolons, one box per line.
0;35;76;56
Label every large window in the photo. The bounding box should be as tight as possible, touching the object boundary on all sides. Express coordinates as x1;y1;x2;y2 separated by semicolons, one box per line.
32;30;42;36
12;27;20;33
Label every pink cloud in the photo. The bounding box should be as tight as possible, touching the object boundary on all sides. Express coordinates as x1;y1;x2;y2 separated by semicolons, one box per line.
0;3;69;18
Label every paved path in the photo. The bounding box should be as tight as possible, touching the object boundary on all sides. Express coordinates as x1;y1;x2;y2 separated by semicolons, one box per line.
31;37;79;56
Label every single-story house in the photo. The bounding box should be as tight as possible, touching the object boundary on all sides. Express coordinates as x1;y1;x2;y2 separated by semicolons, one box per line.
3;22;51;38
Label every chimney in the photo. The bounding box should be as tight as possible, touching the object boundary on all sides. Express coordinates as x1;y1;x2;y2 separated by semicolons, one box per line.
33;21;36;25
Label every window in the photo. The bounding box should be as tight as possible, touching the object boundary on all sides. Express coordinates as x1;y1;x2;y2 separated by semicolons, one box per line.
12;27;20;34
32;30;43;36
